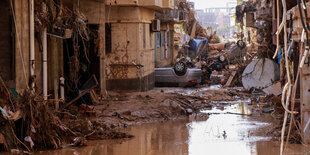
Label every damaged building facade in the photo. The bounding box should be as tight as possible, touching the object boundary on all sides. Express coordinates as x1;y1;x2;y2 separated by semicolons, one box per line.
2;0;310;154
154;0;188;68
105;0;160;91
105;0;184;91
0;0;106;106
0;0;190;99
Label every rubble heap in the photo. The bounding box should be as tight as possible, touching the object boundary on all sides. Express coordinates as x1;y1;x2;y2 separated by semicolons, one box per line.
0;88;131;153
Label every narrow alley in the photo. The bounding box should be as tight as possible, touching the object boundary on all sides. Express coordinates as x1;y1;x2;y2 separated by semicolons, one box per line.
0;0;310;155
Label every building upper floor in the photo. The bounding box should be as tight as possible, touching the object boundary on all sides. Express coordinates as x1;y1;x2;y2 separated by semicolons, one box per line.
106;0;176;10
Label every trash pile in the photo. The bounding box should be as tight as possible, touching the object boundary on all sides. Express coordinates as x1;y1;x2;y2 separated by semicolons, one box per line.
172;3;259;87
173;0;280;90
0;86;132;153
174;29;249;86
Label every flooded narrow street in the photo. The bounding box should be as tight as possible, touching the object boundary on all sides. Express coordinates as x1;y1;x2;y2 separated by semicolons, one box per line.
30;93;310;155
1;0;310;154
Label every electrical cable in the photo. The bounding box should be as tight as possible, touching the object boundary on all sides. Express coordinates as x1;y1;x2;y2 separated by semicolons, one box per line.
298;0;309;47
302;0;310;31
281;1;310;153
299;0;310;68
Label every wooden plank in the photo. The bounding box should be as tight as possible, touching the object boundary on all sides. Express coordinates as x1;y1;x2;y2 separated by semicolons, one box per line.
59;75;99;111
225;71;237;87
59;89;93;112
90;90;100;104
190;21;197;39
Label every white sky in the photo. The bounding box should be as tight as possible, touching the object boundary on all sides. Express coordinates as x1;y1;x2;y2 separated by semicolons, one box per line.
188;0;237;10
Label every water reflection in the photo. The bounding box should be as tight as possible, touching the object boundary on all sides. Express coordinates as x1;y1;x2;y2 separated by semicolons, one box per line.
188;103;270;155
32;119;190;155
110;119;189;155
29;103;310;155
152;85;222;95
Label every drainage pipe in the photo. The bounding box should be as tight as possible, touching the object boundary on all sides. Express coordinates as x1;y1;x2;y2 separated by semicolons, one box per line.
29;0;35;89
42;28;47;100
42;3;48;101
60;77;65;101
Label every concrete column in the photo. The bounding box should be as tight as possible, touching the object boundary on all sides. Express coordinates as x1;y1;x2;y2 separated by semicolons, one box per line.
99;1;106;97
14;0;30;92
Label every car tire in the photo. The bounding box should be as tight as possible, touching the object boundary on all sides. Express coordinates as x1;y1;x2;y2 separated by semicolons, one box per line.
174;61;187;76
237;40;245;49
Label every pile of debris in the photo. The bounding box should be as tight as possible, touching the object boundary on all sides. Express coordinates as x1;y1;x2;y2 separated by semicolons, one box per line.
173;3;260;87
0;88;131;153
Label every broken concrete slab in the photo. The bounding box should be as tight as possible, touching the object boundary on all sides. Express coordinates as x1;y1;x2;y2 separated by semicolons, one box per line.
242;58;280;90
262;82;282;96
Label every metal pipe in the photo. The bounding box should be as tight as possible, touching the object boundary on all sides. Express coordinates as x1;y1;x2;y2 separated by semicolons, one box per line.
42;30;47;100
60;77;65;101
29;0;35;89
42;3;48;101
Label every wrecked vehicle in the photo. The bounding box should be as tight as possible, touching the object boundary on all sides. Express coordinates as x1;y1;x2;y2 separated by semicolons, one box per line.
187;37;208;60
155;37;206;87
155;67;202;87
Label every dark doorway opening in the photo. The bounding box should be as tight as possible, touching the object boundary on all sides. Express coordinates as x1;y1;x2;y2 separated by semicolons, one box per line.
63;24;100;102
0;0;14;82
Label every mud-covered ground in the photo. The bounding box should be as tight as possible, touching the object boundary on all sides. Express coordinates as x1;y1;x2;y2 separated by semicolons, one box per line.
0;85;285;153
89;86;254;129
94;92;206;127
59;86;251;139
22;86;298;155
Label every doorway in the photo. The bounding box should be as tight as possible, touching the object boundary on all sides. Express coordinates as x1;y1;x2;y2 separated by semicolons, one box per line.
63;24;100;101
0;0;14;82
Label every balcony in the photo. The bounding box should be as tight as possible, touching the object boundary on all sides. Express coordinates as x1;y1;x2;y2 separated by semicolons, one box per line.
140;0;163;9
106;0;165;9
106;0;139;6
155;9;179;22
162;0;174;9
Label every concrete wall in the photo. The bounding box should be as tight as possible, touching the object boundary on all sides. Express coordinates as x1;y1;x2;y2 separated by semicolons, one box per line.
105;6;155;91
106;23;140;80
14;0;30;92
106;0;165;9
105;6;154;23
11;0;42;92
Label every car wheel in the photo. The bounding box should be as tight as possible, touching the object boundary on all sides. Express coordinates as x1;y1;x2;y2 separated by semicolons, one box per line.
219;55;226;62
174;61;187;76
237;40;245;49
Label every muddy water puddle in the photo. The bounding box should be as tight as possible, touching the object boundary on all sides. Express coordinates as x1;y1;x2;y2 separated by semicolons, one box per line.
30;101;310;155
152;85;222;95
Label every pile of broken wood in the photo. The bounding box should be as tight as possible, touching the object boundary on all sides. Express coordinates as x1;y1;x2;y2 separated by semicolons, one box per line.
0;86;131;153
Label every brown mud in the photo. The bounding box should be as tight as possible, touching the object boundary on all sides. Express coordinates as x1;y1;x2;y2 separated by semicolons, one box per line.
22;91;310;155
0;86;304;154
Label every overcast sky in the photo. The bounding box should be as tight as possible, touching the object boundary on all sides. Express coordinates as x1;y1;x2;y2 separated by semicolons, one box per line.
188;0;237;10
